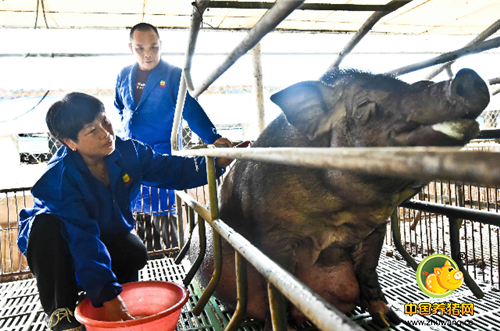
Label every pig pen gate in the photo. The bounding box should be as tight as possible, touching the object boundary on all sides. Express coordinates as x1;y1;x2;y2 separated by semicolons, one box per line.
1;0;500;331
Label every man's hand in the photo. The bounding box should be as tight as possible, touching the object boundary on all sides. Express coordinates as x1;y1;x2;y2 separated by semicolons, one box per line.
213;137;234;168
102;295;135;321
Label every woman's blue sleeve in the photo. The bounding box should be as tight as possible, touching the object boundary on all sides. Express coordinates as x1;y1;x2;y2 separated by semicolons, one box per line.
33;180;122;307
134;140;224;189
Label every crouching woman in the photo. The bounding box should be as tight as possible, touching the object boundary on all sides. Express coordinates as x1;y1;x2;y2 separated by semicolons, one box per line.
17;92;229;331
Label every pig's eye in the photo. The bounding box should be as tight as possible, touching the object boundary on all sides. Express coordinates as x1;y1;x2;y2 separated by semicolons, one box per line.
448;268;453;272
354;100;378;124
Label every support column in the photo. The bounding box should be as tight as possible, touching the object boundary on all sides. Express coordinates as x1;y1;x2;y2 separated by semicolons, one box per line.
251;43;266;134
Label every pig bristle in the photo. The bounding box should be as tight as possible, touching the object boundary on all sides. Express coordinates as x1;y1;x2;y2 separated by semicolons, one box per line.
320;69;410;92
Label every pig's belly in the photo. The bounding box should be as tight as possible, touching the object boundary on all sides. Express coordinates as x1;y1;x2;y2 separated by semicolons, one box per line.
292;261;360;325
197;240;360;324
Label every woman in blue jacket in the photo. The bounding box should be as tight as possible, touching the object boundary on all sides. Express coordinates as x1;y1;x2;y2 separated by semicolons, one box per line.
17;92;228;331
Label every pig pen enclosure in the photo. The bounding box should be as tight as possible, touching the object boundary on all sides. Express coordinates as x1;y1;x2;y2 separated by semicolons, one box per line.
2;1;500;331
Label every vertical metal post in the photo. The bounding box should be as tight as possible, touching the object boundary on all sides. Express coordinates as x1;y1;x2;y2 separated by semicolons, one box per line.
449;216;484;298
182;213;207;287
225;252;248;331
171;74;187;152
268;283;287;331
391;210;418;270
176;194;184;247
193;157;223;315
251;42;266;134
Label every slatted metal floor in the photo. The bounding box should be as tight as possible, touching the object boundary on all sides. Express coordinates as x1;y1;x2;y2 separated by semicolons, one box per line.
2;247;500;331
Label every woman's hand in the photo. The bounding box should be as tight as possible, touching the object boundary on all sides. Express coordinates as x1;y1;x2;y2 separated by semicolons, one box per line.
102;295;135;321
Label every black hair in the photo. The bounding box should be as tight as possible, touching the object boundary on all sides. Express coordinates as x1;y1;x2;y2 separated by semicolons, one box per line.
46;92;104;145
130;22;160;41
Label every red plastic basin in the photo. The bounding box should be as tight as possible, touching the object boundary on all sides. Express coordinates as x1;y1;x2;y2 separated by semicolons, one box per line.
75;281;189;331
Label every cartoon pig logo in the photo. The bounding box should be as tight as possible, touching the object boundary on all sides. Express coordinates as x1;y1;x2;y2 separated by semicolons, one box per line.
425;260;464;294
416;254;464;298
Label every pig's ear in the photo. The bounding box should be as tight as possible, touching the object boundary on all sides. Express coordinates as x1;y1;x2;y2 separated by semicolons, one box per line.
271;81;339;141
434;268;441;275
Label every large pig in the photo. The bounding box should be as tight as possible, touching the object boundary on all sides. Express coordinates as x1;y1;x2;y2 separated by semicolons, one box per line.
191;68;489;327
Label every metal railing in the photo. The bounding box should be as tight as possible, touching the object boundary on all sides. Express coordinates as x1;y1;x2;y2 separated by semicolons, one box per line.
168;1;500;330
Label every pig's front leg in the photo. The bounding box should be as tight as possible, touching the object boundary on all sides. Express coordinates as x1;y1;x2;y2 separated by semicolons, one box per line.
351;221;401;328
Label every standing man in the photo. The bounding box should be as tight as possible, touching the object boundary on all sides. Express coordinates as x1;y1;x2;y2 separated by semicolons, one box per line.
115;23;231;248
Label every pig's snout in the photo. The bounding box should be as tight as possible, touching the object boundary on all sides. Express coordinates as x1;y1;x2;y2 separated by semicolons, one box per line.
450;68;490;117
454;271;463;280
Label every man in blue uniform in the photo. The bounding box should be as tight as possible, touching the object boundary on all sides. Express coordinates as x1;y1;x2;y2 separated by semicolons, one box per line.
114;23;231;243
18;92;228;330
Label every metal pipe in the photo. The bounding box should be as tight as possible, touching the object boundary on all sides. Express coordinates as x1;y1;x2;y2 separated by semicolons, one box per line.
391;210;418;271
189;0;305;98
193;157;223;315
182;214;207;287
401;200;500;227
448;217;484;298
171;1;211;152
490;77;500;85
225;252;248;331
211;219;363;331
251;43;266;134
268;283;288;331
426;19;500;80
171;73;187;152
176;191;212;222
174;189;361;330
173;147;500;187
206;1;408;11
325;0;411;71
388;36;500;76
176;194;185;247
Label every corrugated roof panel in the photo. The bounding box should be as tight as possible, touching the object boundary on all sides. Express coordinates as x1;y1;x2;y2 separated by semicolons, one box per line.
308;21;365;31
370;22;432;34
319;10;376;24
217;16;264;29
144;1;193;16
43;0;144;14
276;20;316;30
385;0;492;27
144;14;192;29
49;13;143;28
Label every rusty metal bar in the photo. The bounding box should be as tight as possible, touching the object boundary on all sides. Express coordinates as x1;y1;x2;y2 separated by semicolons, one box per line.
251;43;266;134
211;219;363;331
426;19;500;80
171;0;210;151
182;213;207;287
193;157;223;315
174;147;500;187
225;252;248;331
268;282;287;331
401;200;500;227
175;190;361;330
206;1;406;11
188;0;305;98
448;217;484;298
391;210;418;271
388;36;500;76
325;0;411;70
177;195;185;248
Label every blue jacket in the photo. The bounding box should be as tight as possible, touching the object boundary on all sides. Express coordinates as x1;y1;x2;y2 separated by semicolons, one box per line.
17;137;223;307
114;59;221;154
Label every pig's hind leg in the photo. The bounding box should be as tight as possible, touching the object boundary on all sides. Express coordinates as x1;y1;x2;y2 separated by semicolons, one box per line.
351;222;402;328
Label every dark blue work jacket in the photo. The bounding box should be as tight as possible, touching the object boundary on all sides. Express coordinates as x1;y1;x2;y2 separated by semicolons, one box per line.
114;59;221;154
17;137;223;307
